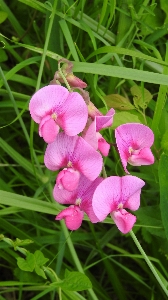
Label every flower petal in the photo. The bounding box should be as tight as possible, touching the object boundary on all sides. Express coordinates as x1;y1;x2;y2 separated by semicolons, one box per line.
82;119;98;150
56;168;80;192
75;136;103;181
96;108;115;131
111;209;136;234
44;133;103;181
57;91;88;136
97;133;110;156
115;123;154;173
92;177;121;221
121;175;145;210
128;148;154;166
55;205;84;230
29;85;69;123
39;116;59;143
44;133;78;171
80;177;104;223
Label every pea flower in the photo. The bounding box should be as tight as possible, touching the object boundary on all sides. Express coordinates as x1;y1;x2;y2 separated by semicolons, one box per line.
55;175;103;230
44;132;103;191
92;175;145;234
83;108;115;156
29;85;88;143
115;123;154;173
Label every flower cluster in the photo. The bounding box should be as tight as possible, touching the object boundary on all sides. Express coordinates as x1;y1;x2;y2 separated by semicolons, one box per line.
29;63;154;234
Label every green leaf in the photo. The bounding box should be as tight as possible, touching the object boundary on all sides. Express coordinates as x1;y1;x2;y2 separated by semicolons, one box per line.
0;49;8;62
13;238;34;250
130;85;153;109
159;153;168;240
112;111;141;129
104;94;134;110
35;265;47;279
0;190;60;215
17;252;35;272
160;0;168;24
34;250;49;266
60;270;92;291
141;7;163;36
161;130;168;155
0;11;8;24
135;205;166;239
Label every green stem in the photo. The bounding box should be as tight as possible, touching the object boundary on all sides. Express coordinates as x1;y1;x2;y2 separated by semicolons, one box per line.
58;61;72;91
130;230;168;297
61;220;99;300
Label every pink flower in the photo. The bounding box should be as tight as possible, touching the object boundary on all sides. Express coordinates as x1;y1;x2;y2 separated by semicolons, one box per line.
44;132;103;191
83;108;115;156
29;85;88;143
55;176;103;230
92;175;145;234
115;123;154;173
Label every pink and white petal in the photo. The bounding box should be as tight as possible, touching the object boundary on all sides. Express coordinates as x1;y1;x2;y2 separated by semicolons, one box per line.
44;133;78;171
92;177;122;221
115;128;130;173
39;117;59;143
81;198;100;223
29;85;69;123
121;175;145;210
128;148;154;166
56;168;80;192
96;108;115;131
57;91;88;136
115;123;154;150
80;177;104;223
53;183;77;204
55;205;84;230
74;137;103;181
97;133;110;156
82;120;98;150
111;209;136;234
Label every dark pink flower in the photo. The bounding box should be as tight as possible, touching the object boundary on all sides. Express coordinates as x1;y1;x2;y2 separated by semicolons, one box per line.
55;175;103;230
115;123;154;173
56;205;84;230
92;175;145;234
29;85;88;143
44;132;103;191
82;108;115;156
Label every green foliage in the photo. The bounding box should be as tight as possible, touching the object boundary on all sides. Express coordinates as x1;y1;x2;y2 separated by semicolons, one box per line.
1;0;168;299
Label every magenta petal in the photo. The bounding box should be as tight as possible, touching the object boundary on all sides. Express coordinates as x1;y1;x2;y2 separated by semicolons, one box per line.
121;175;145;210
75;136;103;181
55;205;84;230
56;168;80;192
82;119;98;150
111;209;136;234
44;133;78;171
92;177;121;221
80;177;104;223
57;91;88;136
96;108;115;131
29;85;69;123
115;123;154;173
39;116;59;143
97;133;110;156
128;148;154;166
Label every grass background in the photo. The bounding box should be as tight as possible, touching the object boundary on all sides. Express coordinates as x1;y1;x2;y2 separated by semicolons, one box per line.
0;0;168;299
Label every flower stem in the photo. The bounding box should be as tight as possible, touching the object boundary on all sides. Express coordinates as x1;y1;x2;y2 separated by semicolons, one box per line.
58;61;72;91
61;220;99;300
130;230;168;297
